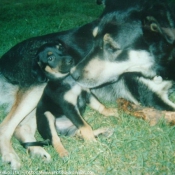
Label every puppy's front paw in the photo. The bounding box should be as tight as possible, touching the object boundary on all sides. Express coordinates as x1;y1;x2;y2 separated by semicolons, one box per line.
77;126;96;142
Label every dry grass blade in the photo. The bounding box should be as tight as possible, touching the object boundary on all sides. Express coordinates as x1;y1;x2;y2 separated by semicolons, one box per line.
117;98;175;126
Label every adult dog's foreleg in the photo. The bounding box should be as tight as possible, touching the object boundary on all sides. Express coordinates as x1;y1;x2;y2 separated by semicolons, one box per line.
0;84;45;170
14;109;51;162
88;92;118;117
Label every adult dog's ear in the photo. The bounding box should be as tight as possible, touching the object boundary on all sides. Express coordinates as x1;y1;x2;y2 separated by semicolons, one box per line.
31;56;47;83
142;3;175;44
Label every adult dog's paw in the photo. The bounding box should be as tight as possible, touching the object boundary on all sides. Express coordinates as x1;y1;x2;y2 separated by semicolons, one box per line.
2;152;21;170
28;146;51;162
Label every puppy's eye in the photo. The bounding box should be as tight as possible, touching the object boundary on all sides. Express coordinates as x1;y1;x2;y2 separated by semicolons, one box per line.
56;43;64;51
48;55;55;62
59;45;64;51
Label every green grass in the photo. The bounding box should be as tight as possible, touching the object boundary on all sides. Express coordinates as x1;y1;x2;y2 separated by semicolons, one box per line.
0;0;103;56
1;0;175;174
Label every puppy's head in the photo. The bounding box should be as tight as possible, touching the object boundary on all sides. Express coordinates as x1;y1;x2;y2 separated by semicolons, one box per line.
32;42;74;81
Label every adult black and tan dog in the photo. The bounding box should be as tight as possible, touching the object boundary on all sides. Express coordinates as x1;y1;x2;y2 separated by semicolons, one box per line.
0;20;99;169
0;0;175;169
71;3;175;110
30;43;115;157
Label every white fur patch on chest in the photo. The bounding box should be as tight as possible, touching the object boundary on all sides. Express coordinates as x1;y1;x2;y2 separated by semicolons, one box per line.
64;84;82;105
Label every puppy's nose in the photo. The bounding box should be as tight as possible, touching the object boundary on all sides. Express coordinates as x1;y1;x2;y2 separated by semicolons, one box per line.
65;56;74;65
71;67;81;81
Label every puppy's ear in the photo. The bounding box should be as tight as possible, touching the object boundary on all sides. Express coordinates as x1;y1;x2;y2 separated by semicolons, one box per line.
96;0;105;5
31;57;47;83
93;27;99;37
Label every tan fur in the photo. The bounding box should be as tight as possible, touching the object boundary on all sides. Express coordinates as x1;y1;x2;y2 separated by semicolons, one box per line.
14;110;51;161
88;94;118;117
47;51;53;55
45;65;68;78
0;84;46;169
45;111;68;157
79;124;96;141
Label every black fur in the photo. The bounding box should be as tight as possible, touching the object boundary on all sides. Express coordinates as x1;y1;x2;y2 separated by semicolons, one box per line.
71;2;175;111
37;77;87;140
1;1;175;169
97;0;173;16
34;44;101;142
0;2;140;166
32;42;74;82
0;21;97;87
121;73;175;111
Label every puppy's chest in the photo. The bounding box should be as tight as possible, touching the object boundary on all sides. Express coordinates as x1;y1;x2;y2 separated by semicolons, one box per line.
63;84;83;106
46;78;87;106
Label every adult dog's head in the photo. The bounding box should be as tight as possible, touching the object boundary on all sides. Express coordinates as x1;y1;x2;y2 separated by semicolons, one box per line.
32;42;74;82
71;3;175;88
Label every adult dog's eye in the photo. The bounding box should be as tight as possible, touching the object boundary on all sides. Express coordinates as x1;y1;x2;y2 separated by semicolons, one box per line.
59;45;64;51
48;55;55;62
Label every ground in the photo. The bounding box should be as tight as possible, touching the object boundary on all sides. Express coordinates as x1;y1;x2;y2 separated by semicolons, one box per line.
0;0;175;174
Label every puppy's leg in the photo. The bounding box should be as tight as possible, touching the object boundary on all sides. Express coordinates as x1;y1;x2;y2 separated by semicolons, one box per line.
63;101;95;141
64;86;96;141
78;123;96;141
87;93;118;117
0;84;45;169
14;110;51;161
64;107;95;141
44;111;68;157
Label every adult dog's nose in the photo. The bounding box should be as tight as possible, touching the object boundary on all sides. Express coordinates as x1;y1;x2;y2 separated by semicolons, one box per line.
71;67;81;81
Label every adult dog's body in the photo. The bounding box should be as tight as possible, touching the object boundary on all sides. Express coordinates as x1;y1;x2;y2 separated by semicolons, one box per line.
0;0;175;169
0;21;97;169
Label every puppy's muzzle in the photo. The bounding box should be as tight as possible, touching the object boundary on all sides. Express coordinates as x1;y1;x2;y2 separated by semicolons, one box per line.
65;56;74;66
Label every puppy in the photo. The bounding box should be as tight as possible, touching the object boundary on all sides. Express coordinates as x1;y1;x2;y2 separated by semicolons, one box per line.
30;42;116;156
0;19;99;169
